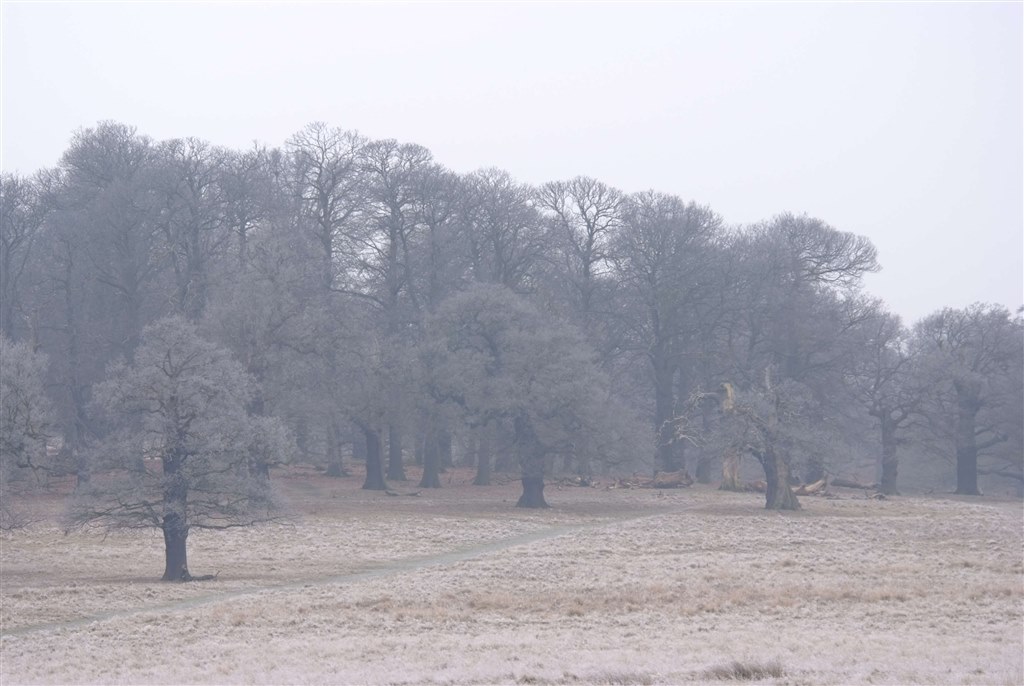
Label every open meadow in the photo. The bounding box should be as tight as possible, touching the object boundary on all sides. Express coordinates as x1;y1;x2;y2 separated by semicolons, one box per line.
1;468;1022;686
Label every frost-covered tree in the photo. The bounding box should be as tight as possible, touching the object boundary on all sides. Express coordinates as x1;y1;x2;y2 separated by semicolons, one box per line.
0;336;53;469
0;173;46;341
67;317;293;581
612;192;723;474
846;308;922;495
712;373;829;510
426;284;648;507
1;336;55;527
912;304;1023;495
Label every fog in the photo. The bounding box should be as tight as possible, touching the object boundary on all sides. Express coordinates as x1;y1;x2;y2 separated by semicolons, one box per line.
2;2;1021;323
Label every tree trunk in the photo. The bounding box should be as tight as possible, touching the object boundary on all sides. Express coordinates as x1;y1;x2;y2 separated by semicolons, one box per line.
387;425;406;481
325;422;346;477
419;428;442;488
516;476;549;508
758;448;800;511
654;357;679;473
954;389;978;497
879;417;900;495
361;427;387;491
514;415;549;508
719;451;743;491
161;461;190;581
474;425;492;486
161;517;190;581
438;429;453;473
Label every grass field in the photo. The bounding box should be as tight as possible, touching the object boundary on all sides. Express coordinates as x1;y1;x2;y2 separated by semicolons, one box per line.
1;468;1022;685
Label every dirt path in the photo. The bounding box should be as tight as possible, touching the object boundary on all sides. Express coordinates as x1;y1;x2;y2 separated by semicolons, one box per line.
1;503;691;639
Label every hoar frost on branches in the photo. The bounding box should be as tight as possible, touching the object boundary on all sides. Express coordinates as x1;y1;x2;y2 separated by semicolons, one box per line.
1;336;55;528
66;316;294;581
425;284;649;508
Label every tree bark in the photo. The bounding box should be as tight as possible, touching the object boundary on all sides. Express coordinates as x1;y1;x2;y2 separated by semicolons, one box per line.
878;416;900;495
438;429;453;472
757;448;801;510
161;516;189;581
654;356;679;473
514;415;549;508
474;425;492;486
954;389;981;495
387;425;406;481
161;460;190;581
516;476;549;508
719;450;743;491
419;428;442;488
325;422;346;477
361;427;387;491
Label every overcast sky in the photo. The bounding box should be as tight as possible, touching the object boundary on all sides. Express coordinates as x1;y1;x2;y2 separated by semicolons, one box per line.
2;2;1021;324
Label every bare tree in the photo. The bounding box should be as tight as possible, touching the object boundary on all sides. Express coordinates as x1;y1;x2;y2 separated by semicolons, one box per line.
288;123;365;292
68;317;292;581
612;192;723;474
535;176;623;323
0;173;46;341
912;304;1023;495
152;138;232;321
1;336;55;527
846;307;922;494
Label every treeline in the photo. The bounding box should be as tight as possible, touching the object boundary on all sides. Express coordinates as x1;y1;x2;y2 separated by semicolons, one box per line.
2;121;1021;525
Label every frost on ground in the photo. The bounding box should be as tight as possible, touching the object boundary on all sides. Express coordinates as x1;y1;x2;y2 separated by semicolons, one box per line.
1;472;1022;685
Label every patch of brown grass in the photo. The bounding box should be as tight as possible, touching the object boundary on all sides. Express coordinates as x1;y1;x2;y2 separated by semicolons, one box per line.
703;660;785;681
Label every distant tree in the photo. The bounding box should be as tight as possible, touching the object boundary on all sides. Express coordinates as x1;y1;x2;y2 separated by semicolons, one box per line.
912;304;1023;495
57;121;164;356
152;137;232;321
0;173;46;341
67;317;292;581
712;372;830;510
846;307;922;494
460;169;548;291
726;216;879;482
611;192;723;474
426;284;648;507
535;176;623;324
287;122;365;292
1;336;55;527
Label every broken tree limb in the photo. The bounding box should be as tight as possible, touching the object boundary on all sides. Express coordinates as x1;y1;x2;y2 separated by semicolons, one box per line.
650;470;694;489
831;477;879;490
792;478;828;496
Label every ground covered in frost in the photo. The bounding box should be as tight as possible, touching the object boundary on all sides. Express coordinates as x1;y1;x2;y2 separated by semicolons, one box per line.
1;468;1022;685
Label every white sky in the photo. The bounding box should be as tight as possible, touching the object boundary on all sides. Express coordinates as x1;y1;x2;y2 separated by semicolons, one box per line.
2;1;1021;324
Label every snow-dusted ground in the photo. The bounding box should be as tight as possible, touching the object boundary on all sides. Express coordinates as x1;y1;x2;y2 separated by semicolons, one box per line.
2;472;1022;685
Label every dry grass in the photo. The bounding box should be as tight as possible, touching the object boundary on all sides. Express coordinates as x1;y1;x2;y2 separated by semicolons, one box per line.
703;660;785;681
1;469;1022;685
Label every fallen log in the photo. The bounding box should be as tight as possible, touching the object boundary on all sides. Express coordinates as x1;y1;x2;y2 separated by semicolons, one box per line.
554;476;594;488
832;477;879;490
792;478;828;496
650;470;694;489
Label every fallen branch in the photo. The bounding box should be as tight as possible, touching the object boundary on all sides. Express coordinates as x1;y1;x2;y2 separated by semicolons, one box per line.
792;478;828;496
831;477;878;490
650;470;694;489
